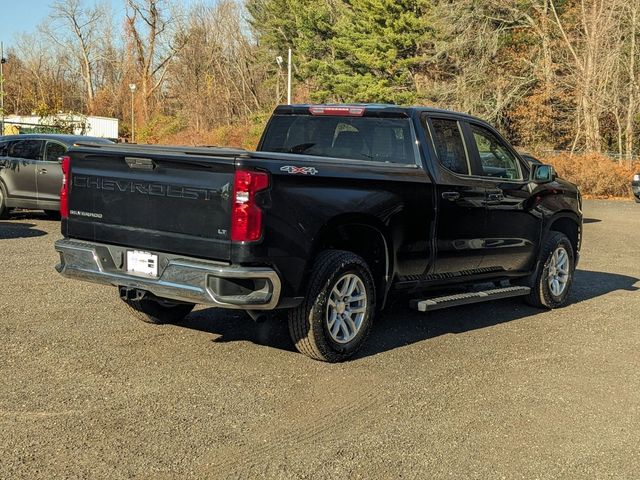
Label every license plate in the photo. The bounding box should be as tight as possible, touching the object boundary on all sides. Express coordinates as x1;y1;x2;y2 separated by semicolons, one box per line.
126;250;158;277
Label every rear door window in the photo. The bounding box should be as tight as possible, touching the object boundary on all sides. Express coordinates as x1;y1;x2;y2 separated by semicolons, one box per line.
427;117;470;175
44;141;67;162
0;141;8;157
8;140;44;160
260;115;417;164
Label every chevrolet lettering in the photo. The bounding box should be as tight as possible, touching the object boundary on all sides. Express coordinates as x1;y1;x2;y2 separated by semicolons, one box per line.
73;175;222;201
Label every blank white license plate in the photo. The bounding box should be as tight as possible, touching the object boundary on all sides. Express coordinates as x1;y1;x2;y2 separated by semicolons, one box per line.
126;250;158;277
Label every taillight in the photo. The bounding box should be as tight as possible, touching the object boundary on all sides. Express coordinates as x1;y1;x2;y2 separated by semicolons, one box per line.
60;155;71;218
231;170;269;242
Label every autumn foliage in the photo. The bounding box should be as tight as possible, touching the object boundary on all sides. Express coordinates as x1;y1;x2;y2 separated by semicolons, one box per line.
542;153;638;199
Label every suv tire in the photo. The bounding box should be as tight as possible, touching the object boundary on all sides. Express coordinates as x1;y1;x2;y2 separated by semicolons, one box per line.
122;297;195;324
525;231;575;309
288;250;376;362
44;210;61;220
0;186;9;220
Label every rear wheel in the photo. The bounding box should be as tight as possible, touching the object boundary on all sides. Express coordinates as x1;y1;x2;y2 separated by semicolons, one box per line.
122;297;195;324
288;250;376;362
44;210;61;220
525;231;575;309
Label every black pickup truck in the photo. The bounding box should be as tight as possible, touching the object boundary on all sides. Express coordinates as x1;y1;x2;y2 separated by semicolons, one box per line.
55;104;582;362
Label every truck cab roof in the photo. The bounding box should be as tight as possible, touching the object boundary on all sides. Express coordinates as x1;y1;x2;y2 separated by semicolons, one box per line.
273;103;488;124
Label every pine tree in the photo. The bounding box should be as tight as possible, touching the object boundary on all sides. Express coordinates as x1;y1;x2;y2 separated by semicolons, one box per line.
321;0;433;104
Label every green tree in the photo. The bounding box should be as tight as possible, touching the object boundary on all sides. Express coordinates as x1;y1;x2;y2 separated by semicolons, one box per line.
248;0;433;104
321;0;433;104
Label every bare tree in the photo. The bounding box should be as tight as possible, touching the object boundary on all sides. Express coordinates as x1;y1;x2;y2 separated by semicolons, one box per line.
47;0;106;113
126;0;184;121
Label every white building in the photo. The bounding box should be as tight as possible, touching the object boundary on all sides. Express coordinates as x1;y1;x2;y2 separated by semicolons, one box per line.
3;114;119;138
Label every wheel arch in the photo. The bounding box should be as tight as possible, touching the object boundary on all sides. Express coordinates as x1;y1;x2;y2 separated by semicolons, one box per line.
308;213;394;308
546;211;582;258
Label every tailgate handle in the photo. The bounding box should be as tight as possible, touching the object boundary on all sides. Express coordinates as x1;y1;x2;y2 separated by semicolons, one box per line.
125;157;156;170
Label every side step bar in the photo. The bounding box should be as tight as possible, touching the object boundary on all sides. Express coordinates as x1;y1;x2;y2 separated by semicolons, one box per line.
410;286;531;312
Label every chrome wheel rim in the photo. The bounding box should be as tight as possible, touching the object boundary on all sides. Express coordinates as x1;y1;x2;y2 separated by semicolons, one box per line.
326;273;367;344
547;246;570;297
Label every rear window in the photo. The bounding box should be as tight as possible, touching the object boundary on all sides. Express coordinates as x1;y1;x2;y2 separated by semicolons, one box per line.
260;115;417;164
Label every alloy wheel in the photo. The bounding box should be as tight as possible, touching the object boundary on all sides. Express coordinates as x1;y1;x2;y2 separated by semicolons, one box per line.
547;246;570;297
326;273;367;344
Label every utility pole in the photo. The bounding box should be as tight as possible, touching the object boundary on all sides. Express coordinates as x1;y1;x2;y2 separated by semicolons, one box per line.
275;56;283;105
287;48;292;105
129;83;136;143
0;42;6;135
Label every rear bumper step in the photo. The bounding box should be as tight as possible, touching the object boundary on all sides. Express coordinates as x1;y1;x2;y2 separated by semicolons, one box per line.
410;286;531;312
55;238;281;310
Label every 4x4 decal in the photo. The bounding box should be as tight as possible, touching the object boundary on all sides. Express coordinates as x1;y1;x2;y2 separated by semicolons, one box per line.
280;166;318;175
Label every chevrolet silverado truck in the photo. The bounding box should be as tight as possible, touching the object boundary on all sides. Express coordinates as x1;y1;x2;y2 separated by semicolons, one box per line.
55;104;582;362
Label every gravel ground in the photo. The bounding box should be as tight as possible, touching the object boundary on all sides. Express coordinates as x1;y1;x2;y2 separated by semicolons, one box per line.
1;200;639;479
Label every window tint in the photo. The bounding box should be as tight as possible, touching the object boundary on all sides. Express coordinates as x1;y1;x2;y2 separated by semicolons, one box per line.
428;118;469;174
260;115;416;164
8;140;43;160
470;124;522;180
45;142;67;162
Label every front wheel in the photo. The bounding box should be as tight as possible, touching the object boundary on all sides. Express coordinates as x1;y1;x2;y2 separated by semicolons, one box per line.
525;231;575;309
121;296;195;324
0;186;8;220
288;250;376;362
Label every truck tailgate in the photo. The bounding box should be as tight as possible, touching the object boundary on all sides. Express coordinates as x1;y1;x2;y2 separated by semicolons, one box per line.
64;147;236;261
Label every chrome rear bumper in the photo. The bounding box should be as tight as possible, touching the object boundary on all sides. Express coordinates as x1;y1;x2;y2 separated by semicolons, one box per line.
54;239;281;310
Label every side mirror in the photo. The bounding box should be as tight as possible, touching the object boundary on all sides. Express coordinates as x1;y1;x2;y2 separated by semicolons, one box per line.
531;164;556;184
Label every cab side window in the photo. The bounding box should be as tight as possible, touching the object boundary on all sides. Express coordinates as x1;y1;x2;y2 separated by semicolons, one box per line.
428;118;470;175
470;124;522;180
45;142;67;162
8;140;44;160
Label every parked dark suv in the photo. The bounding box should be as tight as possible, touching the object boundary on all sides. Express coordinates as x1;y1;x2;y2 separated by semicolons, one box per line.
0;134;113;218
633;173;640;202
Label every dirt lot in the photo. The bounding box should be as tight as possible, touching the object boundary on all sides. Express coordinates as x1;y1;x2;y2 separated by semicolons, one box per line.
1;200;639;479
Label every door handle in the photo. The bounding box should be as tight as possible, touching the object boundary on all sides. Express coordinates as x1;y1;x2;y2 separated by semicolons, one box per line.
486;192;504;202
441;191;460;201
38;169;48;175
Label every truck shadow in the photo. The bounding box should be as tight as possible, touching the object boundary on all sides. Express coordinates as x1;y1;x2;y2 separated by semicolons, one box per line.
0;221;48;240
181;269;639;359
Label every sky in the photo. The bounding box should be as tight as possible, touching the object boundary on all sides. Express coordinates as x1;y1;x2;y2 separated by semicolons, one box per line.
0;0;203;51
0;0;144;50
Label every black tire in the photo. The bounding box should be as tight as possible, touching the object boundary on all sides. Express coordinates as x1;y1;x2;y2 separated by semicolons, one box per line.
44;210;61;220
122;297;195;324
0;186;9;220
288;250;376;362
524;231;575;309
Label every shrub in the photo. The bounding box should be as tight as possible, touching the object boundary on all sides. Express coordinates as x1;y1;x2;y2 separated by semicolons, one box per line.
541;153;638;199
138;114;187;144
